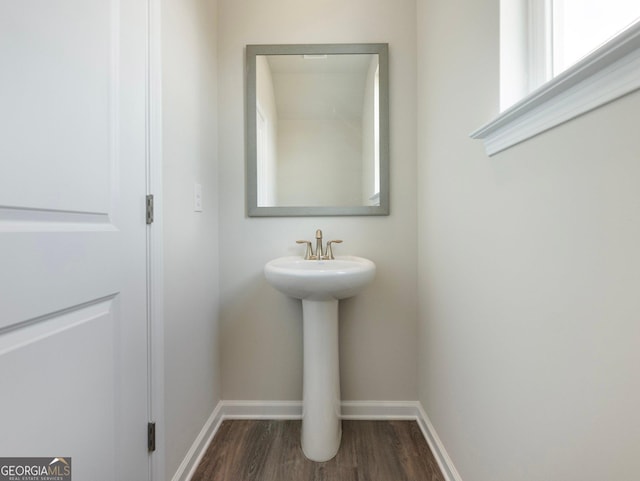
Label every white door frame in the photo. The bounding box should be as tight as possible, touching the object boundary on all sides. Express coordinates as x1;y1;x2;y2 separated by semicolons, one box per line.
148;0;165;479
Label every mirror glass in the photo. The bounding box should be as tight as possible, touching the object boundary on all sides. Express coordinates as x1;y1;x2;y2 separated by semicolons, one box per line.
246;44;389;217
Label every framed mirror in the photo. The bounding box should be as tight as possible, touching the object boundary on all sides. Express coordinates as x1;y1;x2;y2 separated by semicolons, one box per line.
246;43;389;217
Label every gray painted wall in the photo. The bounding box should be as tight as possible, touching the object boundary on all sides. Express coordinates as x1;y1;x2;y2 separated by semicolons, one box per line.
217;0;418;402
417;0;640;479
160;1;640;479
162;0;220;478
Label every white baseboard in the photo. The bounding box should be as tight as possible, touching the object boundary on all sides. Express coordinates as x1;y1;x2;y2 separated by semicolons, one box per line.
170;402;224;481
174;400;462;481
415;403;464;481
219;399;303;419
340;400;420;419
220;399;421;420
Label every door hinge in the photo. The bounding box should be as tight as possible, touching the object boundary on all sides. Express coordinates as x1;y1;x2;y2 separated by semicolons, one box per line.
146;194;154;225
148;422;156;452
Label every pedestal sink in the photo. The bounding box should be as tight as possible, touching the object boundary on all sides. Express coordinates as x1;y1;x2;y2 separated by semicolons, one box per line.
264;255;376;461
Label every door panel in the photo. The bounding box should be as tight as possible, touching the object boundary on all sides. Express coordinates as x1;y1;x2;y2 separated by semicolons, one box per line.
0;1;150;479
0;299;117;466
0;0;112;214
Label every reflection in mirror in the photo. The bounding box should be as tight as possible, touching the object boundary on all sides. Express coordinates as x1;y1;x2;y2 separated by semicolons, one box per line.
257;54;379;207
246;44;389;217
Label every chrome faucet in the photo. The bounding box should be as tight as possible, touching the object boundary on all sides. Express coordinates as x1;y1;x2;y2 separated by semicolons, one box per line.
314;229;324;259
296;229;343;260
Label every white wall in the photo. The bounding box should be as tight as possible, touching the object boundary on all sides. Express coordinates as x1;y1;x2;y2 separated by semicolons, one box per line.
417;1;640;480
162;0;220;479
218;0;418;402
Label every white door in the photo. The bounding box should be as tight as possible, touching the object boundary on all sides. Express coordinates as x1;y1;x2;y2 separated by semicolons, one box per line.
0;1;151;480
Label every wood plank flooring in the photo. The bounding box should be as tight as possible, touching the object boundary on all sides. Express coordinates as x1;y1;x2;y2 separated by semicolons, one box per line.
191;420;446;481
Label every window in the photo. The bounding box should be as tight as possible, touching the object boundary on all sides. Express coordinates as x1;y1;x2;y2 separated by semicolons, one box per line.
505;0;640;108
472;0;640;155
551;0;640;77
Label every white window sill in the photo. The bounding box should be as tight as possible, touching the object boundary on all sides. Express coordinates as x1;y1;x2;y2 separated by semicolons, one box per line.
471;21;640;156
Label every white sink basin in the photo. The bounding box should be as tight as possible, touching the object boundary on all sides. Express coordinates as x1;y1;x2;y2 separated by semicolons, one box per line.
264;256;376;301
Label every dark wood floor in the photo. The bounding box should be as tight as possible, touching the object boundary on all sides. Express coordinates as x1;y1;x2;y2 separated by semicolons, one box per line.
191;419;446;481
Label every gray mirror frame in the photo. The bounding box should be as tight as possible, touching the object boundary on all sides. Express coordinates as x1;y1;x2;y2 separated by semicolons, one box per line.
246;43;390;217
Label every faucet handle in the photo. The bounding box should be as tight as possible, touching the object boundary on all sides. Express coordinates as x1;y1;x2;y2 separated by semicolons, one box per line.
325;240;343;260
296;240;313;260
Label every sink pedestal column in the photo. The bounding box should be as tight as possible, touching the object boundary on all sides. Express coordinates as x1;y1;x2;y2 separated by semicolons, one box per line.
301;299;341;462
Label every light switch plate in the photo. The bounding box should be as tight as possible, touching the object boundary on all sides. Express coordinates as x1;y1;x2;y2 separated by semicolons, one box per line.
194;183;203;212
